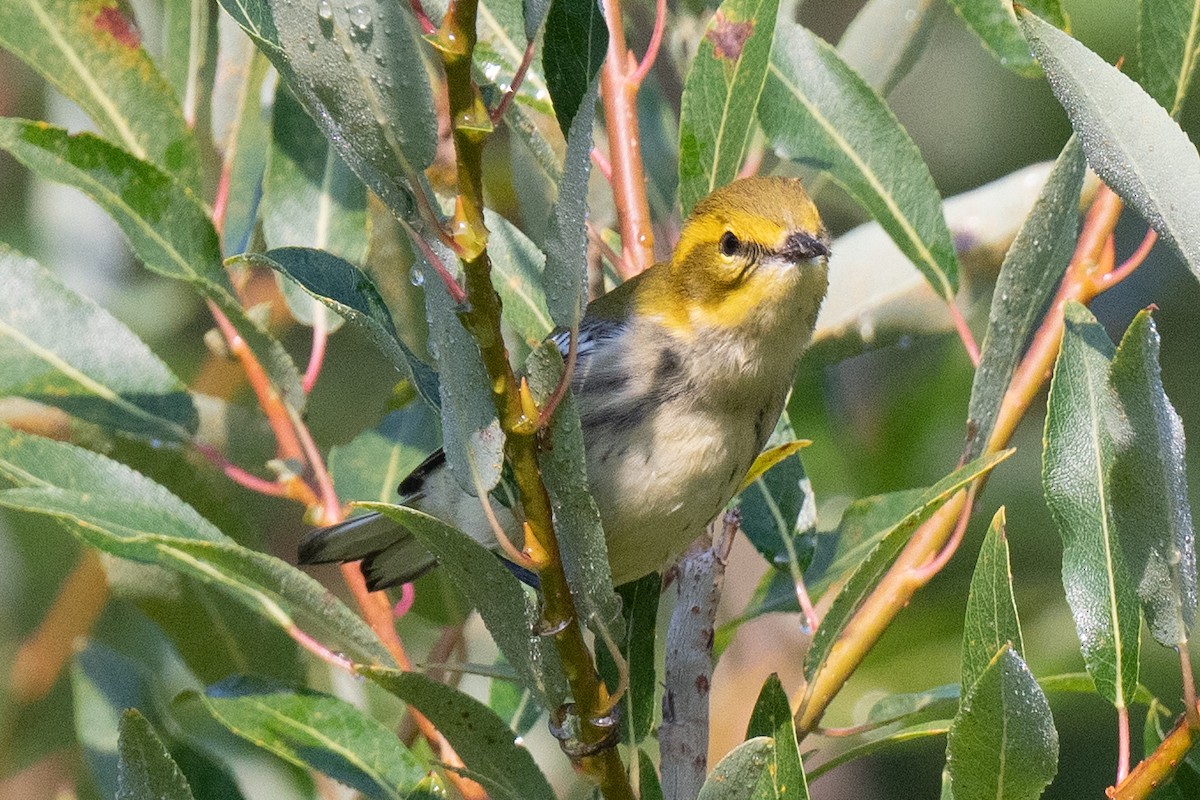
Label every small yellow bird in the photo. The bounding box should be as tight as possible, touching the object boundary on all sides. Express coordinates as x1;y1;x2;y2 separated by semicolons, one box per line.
300;176;830;587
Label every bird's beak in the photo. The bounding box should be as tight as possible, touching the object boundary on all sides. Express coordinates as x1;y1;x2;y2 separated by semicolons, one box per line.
780;230;831;264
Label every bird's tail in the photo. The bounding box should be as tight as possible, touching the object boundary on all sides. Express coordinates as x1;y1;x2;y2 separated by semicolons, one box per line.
298;512;436;590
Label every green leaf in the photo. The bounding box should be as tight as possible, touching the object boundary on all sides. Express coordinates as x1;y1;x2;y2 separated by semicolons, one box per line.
867;684;961;727
806;450;1013;680
263;85;368;266
945;646;1058;800
357;501;568;706
542;77;598;330
116;709;196;800
420;244;505;493
525;342;622;635
219;0;437;219
542;0;606;136
807;722;950;782
596;572;660;745
1020;10;1200;280
160;0;213;124
965;135;1085;459
0;0;202;190
484;209;553;346
677;0;779;215
0;244;197;441
1042;301;1141;707
738;444;815;573
1137;0;1200;116
1037;672;1158;706
1110;309;1197;647
837;0;941;97
946;0;1065;77
240;248;439;408
961;508;1024;694
489;657;544;736
0;428;391;667
697;737;777;799
760;21;960;301
746;675;809;799
220;50;272;256
193;677;425;800
363;668;556;800
0;120;304;408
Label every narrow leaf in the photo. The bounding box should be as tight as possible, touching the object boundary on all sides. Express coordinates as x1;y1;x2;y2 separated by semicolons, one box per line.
961;507;1024;693
806;450;1013;680
807;722;951;782
1110;309;1197;646
746;675;809;799
357;501;568;706
946;0;1065;77
760;21;960;301
0;245;197;441
0;120;303;407
485;209;553;345
238;248;440;408
966;135;1085;459
542;0;606;135
837;0;940;96
220;50;272;256
867;684;961;728
117;709;196;800
739;444;816;572
697;737;777;799
1137;0;1200;116
677;0;779;215
1042;301;1141;706
0;0;201;189
946;646;1058;800
160;0;213;123
526;342;622;637
1020;10;1200;280
220;0;438;219
195;677;425;800
613;573;660;744
543;78;598;330
363;668;556;800
0;428;391;666
421;246;504;493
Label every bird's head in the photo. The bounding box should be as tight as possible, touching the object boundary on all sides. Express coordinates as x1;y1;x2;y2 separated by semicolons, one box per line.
638;177;831;337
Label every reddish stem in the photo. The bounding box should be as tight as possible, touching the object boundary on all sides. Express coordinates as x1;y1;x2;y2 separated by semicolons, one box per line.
410;0;436;35
947;301;981;367
490;39;538;125
1103;228;1158;288
399;219;468;304
194;443;294;498
302;305;330;395
1117;705;1131;784
212;161;232;234
591;148;614;183
629;0;667;87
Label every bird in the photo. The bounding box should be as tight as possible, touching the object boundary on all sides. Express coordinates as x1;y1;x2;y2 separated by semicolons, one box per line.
299;176;830;589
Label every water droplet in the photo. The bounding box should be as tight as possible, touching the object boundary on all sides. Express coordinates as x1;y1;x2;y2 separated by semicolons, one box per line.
483;62;502;82
904;8;916;21
410;265;425;286
348;4;373;35
317;0;334;21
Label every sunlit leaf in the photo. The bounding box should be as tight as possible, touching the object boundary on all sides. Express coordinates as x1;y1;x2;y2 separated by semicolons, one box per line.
193;677;425;800
1020;10;1200;280
677;0;779;215
117;709;196;800
220;51;271;256
0;120;303;408
761;21;959;301
0;245;197;442
1043;301;1140;707
219;0;438;219
0;428;391;666
363;668;556;800
837;0;940;96
357;501;568;706
160;0;213;125
1110;309;1197;647
806;450;1012;680
485;209;553;345
745;675;809;799
961;508;1024;693
965;135;1084;459
0;0;202;190
946;646;1058;800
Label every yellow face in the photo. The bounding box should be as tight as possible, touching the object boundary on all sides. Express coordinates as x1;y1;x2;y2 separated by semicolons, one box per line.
638;177;830;333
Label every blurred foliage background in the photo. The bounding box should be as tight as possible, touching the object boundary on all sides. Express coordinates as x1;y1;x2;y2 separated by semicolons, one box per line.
2;0;1199;797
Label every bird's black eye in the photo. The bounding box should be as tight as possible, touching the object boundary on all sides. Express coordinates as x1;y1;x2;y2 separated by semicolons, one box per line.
719;231;739;257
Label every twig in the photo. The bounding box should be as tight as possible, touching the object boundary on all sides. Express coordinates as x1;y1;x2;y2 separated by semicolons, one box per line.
628;0;667;88
409;0;436;35
286;405;342;525
1117;704;1131;783
947;302;981;367
302;304;330;394
1102;228;1158;288
591;147;614;184
599;0;655;277
193;442;302;500
1182;646;1198;728
1110;700;1200;798
490;39;538;125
